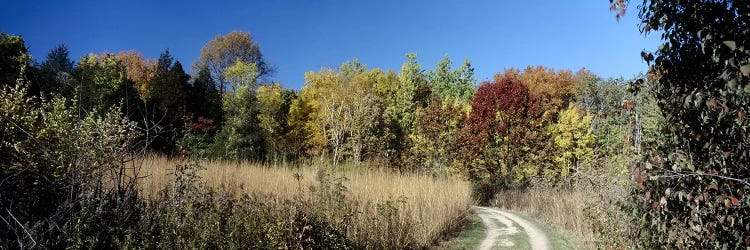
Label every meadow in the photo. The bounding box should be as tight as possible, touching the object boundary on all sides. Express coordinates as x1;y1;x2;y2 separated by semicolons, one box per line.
139;155;473;248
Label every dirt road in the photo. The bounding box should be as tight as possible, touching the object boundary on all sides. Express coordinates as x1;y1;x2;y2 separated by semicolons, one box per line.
473;206;550;250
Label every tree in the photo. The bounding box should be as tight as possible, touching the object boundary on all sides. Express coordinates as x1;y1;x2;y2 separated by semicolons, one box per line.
371;69;403;162
311;69;348;163
117;50;156;101
38;44;74;95
257;82;286;155
187;65;222;125
287;60;391;163
548;104;595;181
517;66;581;120
71;53;127;113
216;60;265;160
494;66;585;181
459;74;542;204
288;68;337;156
343;69;386;162
428;55;476;105
618;0;750;248
394;53;430;134
0;32;31;89
145;50;191;152
194;31;272;95
410;96;467;174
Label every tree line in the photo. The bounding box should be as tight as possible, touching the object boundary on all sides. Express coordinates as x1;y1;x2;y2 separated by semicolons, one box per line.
1;30;661;199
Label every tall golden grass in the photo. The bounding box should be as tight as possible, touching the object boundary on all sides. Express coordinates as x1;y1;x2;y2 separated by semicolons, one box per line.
493;177;633;249
137;155;473;248
495;189;596;247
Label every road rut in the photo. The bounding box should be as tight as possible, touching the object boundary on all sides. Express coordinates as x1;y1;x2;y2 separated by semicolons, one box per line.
473;206;550;250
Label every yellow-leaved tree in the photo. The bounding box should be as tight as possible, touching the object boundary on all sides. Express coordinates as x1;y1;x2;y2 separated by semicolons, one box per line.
549;104;595;181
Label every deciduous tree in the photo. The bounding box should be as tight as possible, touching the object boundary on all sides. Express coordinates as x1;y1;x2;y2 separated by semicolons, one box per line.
71;53;127;113
216;60;264;159
117;50;156;101
0;32;31;89
410;96;468;174
428;55;476;105
548;104;595;181
459;74;541;203
194;31;271;95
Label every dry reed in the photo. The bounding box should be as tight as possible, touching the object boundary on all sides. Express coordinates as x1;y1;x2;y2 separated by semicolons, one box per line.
137;155;473;248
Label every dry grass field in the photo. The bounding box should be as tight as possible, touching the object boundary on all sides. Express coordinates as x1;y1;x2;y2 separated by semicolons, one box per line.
137;155;473;248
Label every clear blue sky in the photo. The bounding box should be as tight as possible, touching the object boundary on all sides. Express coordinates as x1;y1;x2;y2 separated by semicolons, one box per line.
1;0;660;90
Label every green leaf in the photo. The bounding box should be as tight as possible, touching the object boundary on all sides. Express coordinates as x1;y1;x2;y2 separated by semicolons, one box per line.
740;64;750;76
728;79;738;89
723;41;737;50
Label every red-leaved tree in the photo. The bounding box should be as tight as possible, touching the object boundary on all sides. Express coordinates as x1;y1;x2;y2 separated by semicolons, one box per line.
459;74;542;204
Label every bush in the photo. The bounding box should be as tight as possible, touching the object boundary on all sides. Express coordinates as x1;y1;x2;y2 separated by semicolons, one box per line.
0;83;141;248
626;1;750;248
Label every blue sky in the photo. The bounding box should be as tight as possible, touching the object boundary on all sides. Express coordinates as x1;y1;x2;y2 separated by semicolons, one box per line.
1;0;660;89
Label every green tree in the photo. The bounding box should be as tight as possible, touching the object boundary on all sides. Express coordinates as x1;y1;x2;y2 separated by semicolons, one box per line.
146;50;191;152
394;53;430;134
216;61;265;160
371;69;403;162
188;65;222;124
38;44;74;96
70;53;127;113
428;55;476;105
0;32;31;89
257;82;286;156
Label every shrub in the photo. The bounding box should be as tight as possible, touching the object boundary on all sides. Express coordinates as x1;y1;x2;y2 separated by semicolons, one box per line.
626;1;750;248
0;83;141;248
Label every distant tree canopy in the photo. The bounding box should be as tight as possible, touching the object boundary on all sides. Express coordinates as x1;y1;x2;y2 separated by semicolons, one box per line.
194;31;272;94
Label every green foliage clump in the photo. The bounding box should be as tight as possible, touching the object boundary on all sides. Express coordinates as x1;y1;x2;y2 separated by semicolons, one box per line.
0;32;31;90
428;55;476;105
0;83;141;248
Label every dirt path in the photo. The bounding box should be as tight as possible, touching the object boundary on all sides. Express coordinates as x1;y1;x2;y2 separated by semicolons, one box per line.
473;206;550;250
